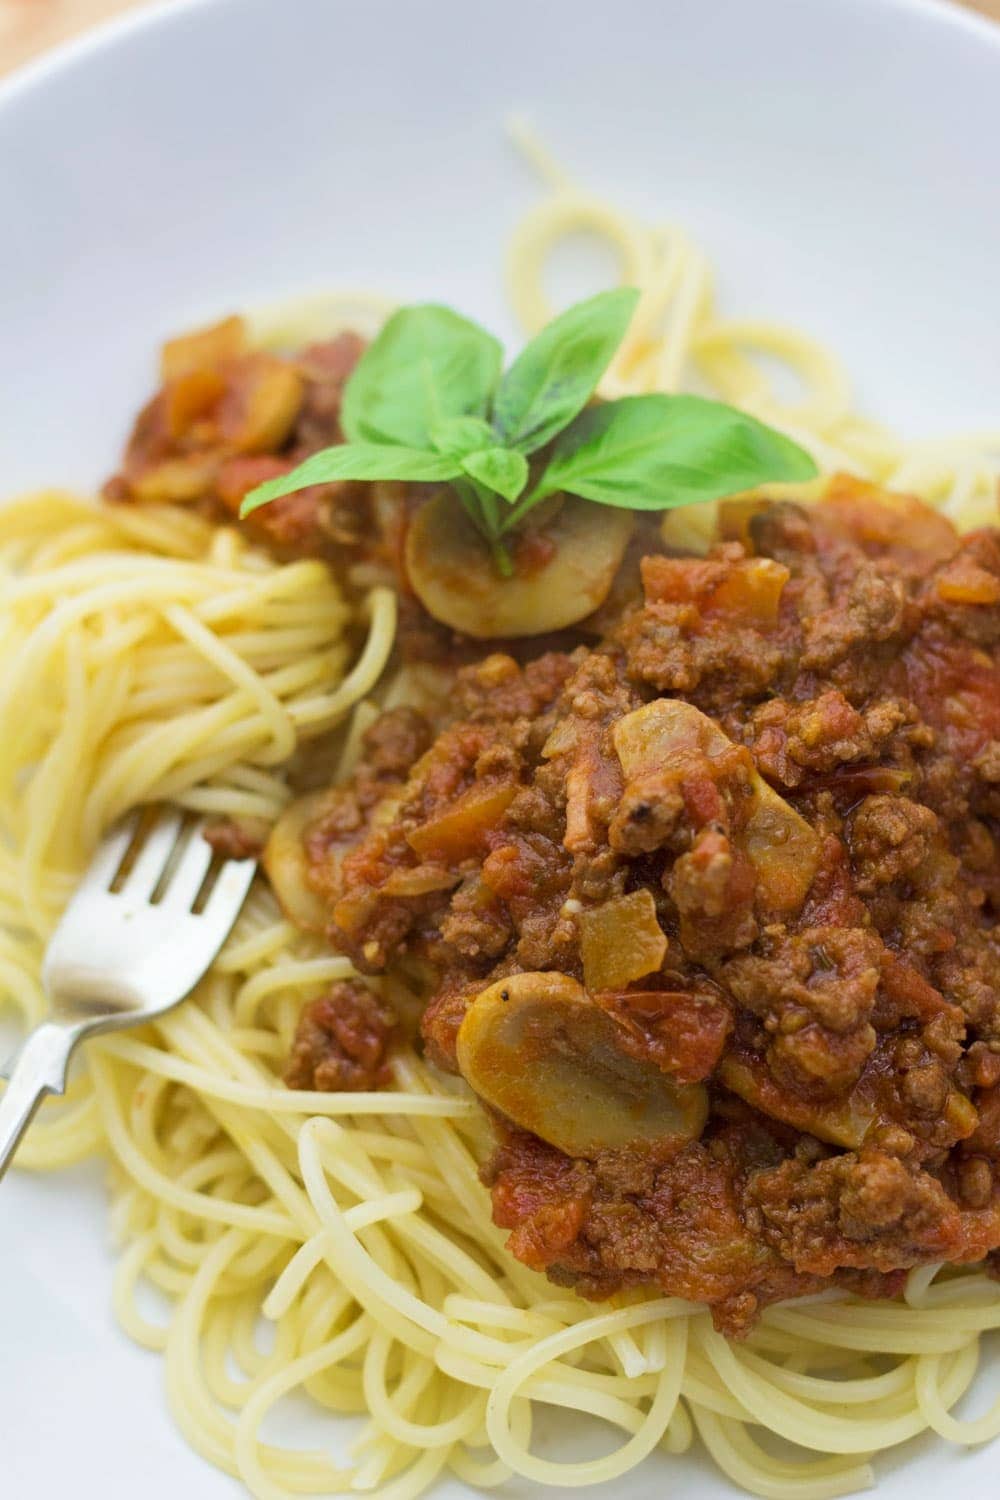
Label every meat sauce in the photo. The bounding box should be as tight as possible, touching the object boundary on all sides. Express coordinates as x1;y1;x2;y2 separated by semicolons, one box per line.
283;480;1000;1332
110;346;1000;1331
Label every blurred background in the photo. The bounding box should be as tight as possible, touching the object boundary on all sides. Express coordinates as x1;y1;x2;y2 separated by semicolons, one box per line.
0;0;998;77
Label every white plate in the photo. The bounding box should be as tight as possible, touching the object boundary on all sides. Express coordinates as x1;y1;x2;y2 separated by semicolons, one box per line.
2;0;1000;1495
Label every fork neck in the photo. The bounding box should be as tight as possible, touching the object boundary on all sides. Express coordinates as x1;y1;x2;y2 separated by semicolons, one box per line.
0;1023;80;1180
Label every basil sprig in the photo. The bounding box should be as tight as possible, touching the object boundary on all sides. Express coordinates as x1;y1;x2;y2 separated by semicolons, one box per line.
241;289;818;572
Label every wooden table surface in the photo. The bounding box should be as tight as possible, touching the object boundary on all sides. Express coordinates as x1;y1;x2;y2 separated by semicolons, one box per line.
1;0;998;78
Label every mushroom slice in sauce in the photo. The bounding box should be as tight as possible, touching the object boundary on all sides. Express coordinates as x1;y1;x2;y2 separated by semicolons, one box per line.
456;971;708;1157
613;699;821;914
405;493;633;638
263;792;331;932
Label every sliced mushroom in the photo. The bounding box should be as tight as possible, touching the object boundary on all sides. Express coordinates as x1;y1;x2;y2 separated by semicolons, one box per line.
718;1055;874;1150
263;792;331;931
160;315;248;380
613;699;821;914
405;492;633;639
741;781;823;913
456;971;708;1157
221;357;304;454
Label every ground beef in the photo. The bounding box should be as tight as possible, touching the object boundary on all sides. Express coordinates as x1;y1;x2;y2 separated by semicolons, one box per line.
486;1121;833;1330
359;705;434;780
203;817;269;860
284;980;397;1092
268;480;1000;1330
737;692;918;789
847;795;941;892
748;1151;965;1275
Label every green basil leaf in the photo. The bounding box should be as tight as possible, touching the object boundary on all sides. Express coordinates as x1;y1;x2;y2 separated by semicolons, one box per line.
492;288;640;455
341;305;502;448
461;447;529;503
530;394;818;511
430;414;496;458
240;443;462;517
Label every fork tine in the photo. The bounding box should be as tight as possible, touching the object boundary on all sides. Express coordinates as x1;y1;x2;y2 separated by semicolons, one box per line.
158;821;215;911
119;808;185;900
203;854;258;922
85;812;142;893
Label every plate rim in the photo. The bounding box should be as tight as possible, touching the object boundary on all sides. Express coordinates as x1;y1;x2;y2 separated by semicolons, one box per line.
2;0;1000;1496
1;0;999;122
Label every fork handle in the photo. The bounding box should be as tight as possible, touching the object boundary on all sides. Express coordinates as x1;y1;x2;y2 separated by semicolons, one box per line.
0;1023;78;1180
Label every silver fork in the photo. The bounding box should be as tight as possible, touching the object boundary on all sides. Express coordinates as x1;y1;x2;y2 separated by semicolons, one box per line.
0;806;257;1179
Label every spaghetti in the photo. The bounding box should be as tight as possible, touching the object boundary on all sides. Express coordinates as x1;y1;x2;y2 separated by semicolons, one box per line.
2;140;1000;1500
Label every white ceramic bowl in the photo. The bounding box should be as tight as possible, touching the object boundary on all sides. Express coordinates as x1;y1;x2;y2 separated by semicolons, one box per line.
2;1;1000;1497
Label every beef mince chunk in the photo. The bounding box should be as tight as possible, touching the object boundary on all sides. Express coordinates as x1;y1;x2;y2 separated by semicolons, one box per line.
748;1151;965;1275
278;481;1000;1329
285;980;397;1092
